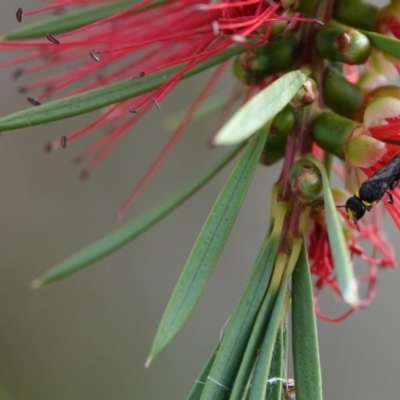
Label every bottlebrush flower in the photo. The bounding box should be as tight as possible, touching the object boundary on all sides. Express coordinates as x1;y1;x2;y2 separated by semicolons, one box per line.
2;0;305;218
347;97;400;229
310;94;400;321
4;1;400;397
308;198;396;323
0;0;400;399
313;96;400;231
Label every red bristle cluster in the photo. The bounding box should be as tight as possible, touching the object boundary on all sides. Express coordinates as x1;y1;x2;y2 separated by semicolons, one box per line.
308;206;396;323
4;0;302;217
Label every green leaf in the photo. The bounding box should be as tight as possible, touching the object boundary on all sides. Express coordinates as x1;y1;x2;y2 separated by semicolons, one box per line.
304;155;359;306
199;203;287;400
147;127;269;366
32;144;245;288
228;262;282;400
213;70;308;145
248;237;301;400
265;325;285;400
248;272;290;400
3;0;169;40
186;344;220;400
200;235;280;400
214;203;287;400
0;46;245;131
291;243;323;400
363;31;400;59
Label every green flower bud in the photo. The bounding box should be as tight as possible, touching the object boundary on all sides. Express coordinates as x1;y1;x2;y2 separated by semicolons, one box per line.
323;69;363;118
289;159;323;203
334;0;378;31
312;112;360;159
290;78;318;108
297;0;319;14
270;20;289;36
352;85;400;120
357;71;387;91
260;106;295;166
363;85;400;106
281;0;298;9
346;134;386;168
316;23;371;65
272;105;296;135
232;37;296;86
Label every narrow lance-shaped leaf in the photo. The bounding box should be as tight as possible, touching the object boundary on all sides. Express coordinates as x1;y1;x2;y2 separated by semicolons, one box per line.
362;31;400;60
0;46;245;131
291;242;323;400
249;238;302;400
229;262;286;400
304;155;359;306
228;295;278;400
213;70;308;145
229;251;287;400
265;323;285;400
32;144;245;288
147;127;269;366
187;344;220;400
200;235;281;400
198;202;286;400
249;273;291;400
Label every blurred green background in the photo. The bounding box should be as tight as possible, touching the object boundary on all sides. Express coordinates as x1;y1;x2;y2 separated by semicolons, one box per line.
0;1;398;399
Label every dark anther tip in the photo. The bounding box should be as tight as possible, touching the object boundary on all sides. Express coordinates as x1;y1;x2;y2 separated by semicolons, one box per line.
16;8;23;22
152;97;160;110
132;72;145;79
89;48;100;62
13;68;24;80
46;34;60;45
44;142;53;153
27;97;41;106
80;169;90;181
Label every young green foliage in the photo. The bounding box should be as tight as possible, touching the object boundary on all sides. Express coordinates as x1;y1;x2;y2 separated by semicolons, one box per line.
292;243;323;400
214;70;308;145
147;127;269;365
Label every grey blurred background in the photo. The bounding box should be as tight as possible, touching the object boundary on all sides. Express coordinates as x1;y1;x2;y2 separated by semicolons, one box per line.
0;1;397;399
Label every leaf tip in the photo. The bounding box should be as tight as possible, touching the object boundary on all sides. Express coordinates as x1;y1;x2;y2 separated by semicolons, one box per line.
145;356;152;368
212;137;227;146
343;278;360;307
213;134;244;146
31;279;43;290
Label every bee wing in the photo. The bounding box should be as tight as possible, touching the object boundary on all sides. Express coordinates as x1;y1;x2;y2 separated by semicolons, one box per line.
367;154;400;185
362;154;400;199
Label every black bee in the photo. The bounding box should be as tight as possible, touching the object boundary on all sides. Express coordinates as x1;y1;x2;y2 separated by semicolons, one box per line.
340;153;400;229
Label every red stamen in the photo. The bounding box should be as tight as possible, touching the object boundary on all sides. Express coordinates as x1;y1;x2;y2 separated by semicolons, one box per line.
115;62;228;220
21;0;112;17
198;0;261;10
309;202;396;322
59;0;154;38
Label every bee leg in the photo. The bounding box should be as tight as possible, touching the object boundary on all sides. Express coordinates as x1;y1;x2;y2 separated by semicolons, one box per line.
385;191;394;205
389;179;400;190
